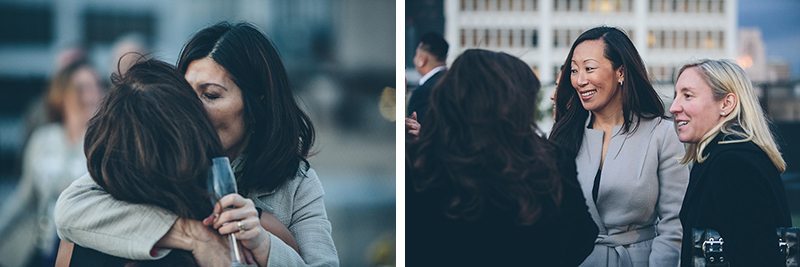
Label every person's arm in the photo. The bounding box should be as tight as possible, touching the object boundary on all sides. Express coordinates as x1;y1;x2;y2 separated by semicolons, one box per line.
649;124;690;266
55;240;74;267
270;168;338;267
212;168;339;267
54;174;178;260
260;212;300;253
710;153;786;266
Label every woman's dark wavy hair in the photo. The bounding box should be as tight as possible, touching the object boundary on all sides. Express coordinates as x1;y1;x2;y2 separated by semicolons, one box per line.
84;58;224;265
549;26;665;156
409;49;563;225
177;22;314;194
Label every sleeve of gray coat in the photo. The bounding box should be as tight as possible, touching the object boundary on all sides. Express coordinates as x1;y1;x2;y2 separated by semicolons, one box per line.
267;168;339;267
649;122;690;266
54;174;178;260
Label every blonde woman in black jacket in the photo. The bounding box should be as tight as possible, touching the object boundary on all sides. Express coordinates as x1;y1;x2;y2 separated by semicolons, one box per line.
670;59;790;266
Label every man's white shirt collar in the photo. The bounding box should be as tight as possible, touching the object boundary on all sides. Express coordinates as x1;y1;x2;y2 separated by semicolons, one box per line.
419;66;447;86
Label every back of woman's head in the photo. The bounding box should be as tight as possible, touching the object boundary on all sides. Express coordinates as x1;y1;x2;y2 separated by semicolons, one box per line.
550;26;664;156
177;21;314;194
677;59;785;172
411;49;562;225
85;58;224;220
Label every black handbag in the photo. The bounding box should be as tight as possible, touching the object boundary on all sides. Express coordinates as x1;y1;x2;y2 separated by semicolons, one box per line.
692;228;727;266
691;227;800;267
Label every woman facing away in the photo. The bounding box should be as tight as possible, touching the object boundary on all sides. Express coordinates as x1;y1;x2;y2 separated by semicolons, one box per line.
407;49;598;266
0;59;103;267
549;26;689;266
671;59;791;266
54;22;338;266
62;58;231;266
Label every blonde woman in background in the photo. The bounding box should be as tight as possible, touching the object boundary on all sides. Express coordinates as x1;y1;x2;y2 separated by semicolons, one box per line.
0;59;103;267
672;59;791;266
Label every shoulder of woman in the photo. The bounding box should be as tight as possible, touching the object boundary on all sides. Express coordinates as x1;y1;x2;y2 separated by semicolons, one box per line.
704;144;772;182
29;123;64;141
285;166;324;193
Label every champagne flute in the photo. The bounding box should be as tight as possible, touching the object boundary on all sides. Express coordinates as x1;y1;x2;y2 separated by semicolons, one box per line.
208;157;251;266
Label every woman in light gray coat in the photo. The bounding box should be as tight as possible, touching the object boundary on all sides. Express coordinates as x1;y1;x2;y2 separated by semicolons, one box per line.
54;22;338;266
549;26;689;266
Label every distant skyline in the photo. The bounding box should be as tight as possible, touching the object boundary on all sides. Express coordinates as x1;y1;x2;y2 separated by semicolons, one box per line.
739;0;800;78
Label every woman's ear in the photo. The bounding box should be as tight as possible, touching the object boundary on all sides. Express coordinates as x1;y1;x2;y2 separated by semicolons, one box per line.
616;66;624;85
720;92;738;116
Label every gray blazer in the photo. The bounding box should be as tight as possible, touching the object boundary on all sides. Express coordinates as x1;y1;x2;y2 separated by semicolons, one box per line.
54;167;339;267
577;116;689;267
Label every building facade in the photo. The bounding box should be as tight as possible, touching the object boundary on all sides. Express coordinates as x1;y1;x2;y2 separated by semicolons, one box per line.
444;0;737;83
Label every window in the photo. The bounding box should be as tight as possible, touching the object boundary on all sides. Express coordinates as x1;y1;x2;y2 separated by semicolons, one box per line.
553;29;560;47
648;31;657;48
704;31;715;49
83;9;155;47
0;5;53;44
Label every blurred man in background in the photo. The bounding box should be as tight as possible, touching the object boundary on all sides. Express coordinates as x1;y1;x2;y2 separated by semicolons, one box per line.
407;32;448;123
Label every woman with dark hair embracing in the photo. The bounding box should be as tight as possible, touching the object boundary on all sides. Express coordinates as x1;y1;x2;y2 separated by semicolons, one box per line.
549;26;688;266
406;49;598;266
55;22;337;266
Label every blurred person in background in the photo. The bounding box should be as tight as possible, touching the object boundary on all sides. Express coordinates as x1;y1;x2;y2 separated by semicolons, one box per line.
407;49;598;266
0;59;103;267
20;46;88;153
110;34;148;76
406;32;448;124
549;26;689;266
55;22;338;266
671;59;791;266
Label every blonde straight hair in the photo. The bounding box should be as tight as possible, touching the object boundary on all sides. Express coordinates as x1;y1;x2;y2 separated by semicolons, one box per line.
675;59;785;172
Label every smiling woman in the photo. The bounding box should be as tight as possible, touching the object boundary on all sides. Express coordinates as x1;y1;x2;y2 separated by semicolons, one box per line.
549;26;689;266
671;59;790;266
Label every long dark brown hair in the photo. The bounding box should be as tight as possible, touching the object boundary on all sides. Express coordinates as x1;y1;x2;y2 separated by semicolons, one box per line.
409;49;562;225
84;58;224;265
177;22;314;194
549;26;665;156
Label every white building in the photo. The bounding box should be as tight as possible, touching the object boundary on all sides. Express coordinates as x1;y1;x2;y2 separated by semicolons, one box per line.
444;0;737;84
737;28;768;82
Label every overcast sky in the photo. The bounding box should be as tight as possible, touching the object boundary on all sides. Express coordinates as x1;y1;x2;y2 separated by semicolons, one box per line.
739;0;800;78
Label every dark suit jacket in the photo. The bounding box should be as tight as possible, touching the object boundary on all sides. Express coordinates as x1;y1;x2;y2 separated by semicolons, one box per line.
406;70;445;122
406;149;598;266
679;133;791;266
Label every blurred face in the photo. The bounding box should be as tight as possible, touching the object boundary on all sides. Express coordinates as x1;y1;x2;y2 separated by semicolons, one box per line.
184;58;246;157
669;67;726;143
413;46;428;74
65;66;103;121
569;40;624;114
